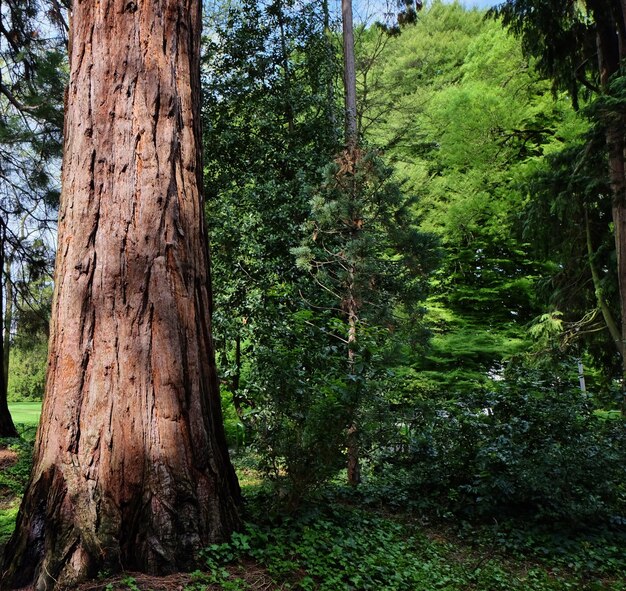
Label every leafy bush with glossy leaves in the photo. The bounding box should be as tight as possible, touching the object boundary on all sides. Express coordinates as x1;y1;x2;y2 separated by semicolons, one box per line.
366;366;626;525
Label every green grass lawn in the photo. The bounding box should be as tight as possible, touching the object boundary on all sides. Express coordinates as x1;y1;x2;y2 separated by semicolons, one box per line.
8;401;42;428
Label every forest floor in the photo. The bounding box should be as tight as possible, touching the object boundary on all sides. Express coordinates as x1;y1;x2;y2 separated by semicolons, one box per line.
0;440;624;590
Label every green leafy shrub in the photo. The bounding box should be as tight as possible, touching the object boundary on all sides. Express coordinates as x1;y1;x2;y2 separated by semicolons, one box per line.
249;309;350;503
366;368;626;525
221;390;246;450
468;522;626;578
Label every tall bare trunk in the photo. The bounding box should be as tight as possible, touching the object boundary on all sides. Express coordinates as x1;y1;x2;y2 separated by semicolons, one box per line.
584;207;623;357
274;0;294;134
322;0;337;134
346;274;360;486
341;0;361;485
594;9;626;409
1;2;240;589
3;255;12;396
342;0;358;147
609;139;626;410
0;228;18;439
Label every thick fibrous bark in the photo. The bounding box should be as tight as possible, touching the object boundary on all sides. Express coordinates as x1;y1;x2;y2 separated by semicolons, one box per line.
1;1;240;589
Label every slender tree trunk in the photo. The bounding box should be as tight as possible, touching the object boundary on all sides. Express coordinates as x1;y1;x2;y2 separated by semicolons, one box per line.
577;358;587;394
584;207;624;357
274;0;294;134
602;87;626;394
1;2;240;589
609;145;626;412
346;276;360;486
3;255;12;396
231;333;241;450
594;9;626;410
342;0;358;147
231;333;242;416
322;0;337;134
0;230;18;439
341;0;362;485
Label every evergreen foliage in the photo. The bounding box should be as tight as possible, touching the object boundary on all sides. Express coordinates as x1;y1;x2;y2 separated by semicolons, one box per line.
0;0;66;424
0;0;66;248
490;0;626;402
359;3;586;394
203;0;439;497
202;0;349;495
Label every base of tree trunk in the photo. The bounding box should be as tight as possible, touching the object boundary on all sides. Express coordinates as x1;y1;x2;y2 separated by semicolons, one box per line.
0;397;18;439
2;457;240;590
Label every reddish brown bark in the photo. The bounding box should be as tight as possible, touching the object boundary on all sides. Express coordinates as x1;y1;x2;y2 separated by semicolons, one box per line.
1;1;240;589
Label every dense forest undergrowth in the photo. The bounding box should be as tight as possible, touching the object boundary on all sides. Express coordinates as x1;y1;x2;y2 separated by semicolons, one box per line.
0;417;625;591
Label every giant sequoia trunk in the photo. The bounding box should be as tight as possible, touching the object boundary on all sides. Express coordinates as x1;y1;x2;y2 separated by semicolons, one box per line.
1;1;240;588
